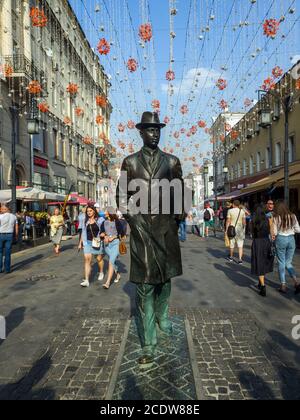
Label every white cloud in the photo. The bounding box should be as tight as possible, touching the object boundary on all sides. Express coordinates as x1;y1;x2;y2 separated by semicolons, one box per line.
161;67;222;95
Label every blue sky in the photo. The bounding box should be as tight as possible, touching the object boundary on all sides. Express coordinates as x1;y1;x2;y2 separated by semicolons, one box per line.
69;0;300;174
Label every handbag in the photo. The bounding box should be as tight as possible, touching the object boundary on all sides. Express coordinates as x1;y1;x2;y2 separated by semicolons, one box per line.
268;241;276;259
89;224;101;250
227;209;241;239
119;240;127;256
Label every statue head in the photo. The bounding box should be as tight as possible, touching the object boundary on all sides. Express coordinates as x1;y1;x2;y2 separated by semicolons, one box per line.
136;112;166;150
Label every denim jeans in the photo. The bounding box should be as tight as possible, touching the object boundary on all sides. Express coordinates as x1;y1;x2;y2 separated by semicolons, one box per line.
275;235;297;285
179;221;186;242
0;233;14;273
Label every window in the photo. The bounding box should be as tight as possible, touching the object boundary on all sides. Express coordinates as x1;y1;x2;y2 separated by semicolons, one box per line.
237;162;241;179
77;180;85;195
275;142;282;166
33;124;47;154
289;136;295;163
249;156;254;175
61;134;66;162
53;129;58;159
53;176;66;194
33;173;49;191
243;160;247;176
265;147;270;169
256;152;261;172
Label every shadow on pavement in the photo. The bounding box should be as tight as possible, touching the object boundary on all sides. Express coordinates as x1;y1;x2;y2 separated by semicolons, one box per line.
123;281;136;317
0;353;54;400
12;255;44;272
238;371;276;400
0;307;26;347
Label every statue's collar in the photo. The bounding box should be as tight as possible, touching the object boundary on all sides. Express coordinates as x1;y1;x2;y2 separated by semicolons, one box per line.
142;146;159;157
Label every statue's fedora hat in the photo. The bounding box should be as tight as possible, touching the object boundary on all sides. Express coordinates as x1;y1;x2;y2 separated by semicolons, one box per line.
136;112;166;130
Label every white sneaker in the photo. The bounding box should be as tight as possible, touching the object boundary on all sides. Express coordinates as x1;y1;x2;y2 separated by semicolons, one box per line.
98;272;104;282
80;280;90;288
114;272;121;283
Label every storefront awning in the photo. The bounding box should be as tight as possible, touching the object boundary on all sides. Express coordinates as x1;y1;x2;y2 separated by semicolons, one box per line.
216;190;246;201
241;162;300;195
0;188;65;203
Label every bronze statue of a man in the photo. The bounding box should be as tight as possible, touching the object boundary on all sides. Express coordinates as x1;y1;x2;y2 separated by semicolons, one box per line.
117;112;184;365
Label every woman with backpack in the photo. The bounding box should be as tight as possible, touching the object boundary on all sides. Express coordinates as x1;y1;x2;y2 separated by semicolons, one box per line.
226;200;246;264
251;205;275;297
273;202;300;295
101;208;126;290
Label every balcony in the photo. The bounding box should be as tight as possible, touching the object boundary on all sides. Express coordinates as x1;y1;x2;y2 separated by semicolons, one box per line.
3;54;48;94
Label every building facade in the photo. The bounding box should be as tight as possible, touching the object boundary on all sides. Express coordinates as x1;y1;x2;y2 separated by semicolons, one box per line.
216;62;300;211
0;0;112;201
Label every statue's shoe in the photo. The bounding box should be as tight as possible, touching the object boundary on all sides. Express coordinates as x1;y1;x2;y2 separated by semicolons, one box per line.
138;354;154;365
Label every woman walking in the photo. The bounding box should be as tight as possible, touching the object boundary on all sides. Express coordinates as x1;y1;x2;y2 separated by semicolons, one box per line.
101;208;126;290
251;205;274;297
78;206;105;288
273;202;300;294
50;208;64;255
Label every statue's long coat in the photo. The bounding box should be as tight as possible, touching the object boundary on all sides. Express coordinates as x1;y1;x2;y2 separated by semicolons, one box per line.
117;148;184;285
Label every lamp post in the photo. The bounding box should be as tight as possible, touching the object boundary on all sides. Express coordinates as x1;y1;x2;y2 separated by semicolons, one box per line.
9;105;18;214
203;165;209;200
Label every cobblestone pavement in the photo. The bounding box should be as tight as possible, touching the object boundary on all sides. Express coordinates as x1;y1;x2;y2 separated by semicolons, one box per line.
0;236;300;400
0;308;128;400
112;316;196;400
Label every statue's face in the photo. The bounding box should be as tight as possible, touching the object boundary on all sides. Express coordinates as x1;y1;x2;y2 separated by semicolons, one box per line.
140;126;161;150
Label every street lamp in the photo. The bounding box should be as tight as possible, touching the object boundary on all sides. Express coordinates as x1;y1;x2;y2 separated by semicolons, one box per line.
203;165;209;200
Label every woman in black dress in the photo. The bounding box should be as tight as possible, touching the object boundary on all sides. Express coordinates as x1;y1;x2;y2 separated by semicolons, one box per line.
251;205;274;297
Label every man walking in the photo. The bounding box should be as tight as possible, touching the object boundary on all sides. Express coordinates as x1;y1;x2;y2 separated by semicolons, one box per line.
117;111;184;365
0;205;18;274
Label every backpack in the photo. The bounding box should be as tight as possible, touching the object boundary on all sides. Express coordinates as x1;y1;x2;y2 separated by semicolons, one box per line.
227;209;241;239
204;209;211;222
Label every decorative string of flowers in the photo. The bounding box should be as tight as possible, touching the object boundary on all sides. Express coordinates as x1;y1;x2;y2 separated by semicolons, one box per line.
30;7;48;28
263;19;280;38
216;78;227;91
96;115;104;125
198;120;206;128
163;116;170;124
166;70;175;81
83;136;93;145
96;95;107;107
97;38;110;55
66;83;79;96
180;104;188;115
139;23;153;42
296;79;300;90
75;107;84;117
219;99;228;110
151;100;160;110
118;123;125;133
64;117;72;126
28;80;42;95
127;120;135;129
272;66;283;79
127;58;138;73
261;77;276;91
4;64;13;78
38;102;49;113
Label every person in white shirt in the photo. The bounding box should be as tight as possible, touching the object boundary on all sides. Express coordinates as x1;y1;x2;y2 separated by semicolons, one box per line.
0;205;18;273
273;201;300;295
226;200;246;264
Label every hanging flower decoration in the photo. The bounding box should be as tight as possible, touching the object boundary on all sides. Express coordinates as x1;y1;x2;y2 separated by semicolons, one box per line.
175;143;180;148
118;141;126;150
190;126;198;135
261;77;276;92
4;64;13;78
38;102;49;113
263;19;280;38
97;38;110;55
127;58;138;73
99;132;107;141
103;158;110;166
173;131;180;139
127;120;135;129
96;95;107;107
98;148;106;157
66;83;79;96
205;128;211;134
272;66;284;79
64;117;71;126
152;100;160;110
75;107;84;117
296;79;300;90
163;116;170;124
96;115;104;125
28;80;42;95
139;23;153;42
244;98;253;108
180;105;188;115
180;128;186;134
30;7;48;28
231;130;239;140
83;136;93;145
118;123;125;133
216;78;227;91
219;99;228;110
166;70;175;81
128;144;135;154
198;120;206;128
